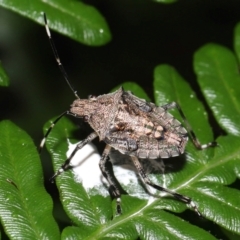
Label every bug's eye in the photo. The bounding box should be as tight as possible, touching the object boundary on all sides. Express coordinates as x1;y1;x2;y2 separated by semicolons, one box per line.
88;95;97;100
84;115;90;121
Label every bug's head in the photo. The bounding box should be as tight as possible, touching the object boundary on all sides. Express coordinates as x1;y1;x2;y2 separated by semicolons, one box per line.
69;94;114;122
70;98;97;121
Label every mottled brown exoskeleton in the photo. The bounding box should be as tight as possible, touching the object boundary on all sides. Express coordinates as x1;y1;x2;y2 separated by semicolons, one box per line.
40;14;216;216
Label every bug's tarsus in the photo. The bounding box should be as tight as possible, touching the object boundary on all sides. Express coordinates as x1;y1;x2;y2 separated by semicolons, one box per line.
6;178;18;189
49;169;64;183
43;13;80;99
116;198;121;215
161;102;217;150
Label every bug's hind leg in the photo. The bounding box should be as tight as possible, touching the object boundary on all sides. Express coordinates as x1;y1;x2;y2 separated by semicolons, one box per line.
99;145;123;214
131;155;201;216
50;132;98;181
161;102;217;149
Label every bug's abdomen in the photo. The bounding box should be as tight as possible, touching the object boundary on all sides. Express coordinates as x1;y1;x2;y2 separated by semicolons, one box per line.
109;102;189;159
136;133;188;159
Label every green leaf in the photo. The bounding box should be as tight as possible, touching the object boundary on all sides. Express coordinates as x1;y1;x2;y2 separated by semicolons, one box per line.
234;22;240;62
191;42;240;234
0;120;60;239
0;62;9;87
194;44;240;136
0;0;111;46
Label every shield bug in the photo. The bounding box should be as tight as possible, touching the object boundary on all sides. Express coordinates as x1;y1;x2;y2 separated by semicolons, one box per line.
40;13;217;216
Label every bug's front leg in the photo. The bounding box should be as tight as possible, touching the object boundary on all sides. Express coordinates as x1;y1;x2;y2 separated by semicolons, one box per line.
50;132;98;181
99;144;124;214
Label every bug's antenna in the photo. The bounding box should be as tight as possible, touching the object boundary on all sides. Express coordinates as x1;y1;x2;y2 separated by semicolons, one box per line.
43;13;80;99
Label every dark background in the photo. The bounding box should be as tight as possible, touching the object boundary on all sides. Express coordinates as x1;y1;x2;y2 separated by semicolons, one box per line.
0;1;240;238
1;0;239;141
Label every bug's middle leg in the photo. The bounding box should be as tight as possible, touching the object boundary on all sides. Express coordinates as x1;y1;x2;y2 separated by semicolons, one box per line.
99;144;123;214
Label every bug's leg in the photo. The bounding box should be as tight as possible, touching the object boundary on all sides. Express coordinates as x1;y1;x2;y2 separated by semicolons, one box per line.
161;102;217;149
131;155;201;216
39;111;69;153
50;132;98;181
99;144;122;214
